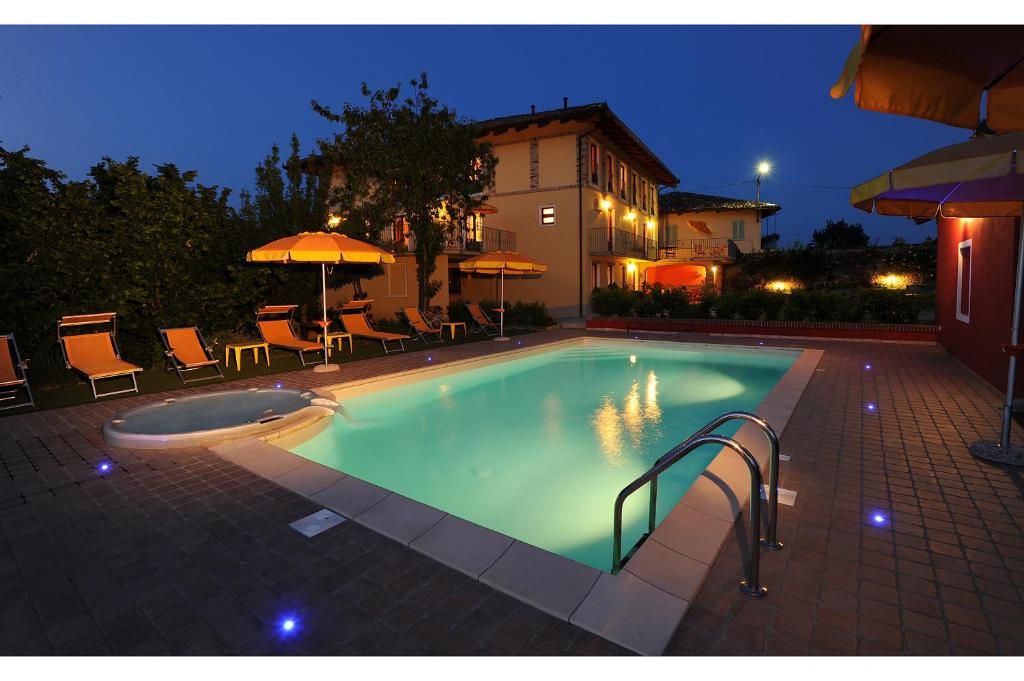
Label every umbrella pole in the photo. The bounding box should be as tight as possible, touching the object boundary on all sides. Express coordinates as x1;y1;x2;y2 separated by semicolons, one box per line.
314;262;339;373
500;270;505;338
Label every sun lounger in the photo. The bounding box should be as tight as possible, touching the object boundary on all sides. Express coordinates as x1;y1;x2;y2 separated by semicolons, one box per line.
58;313;143;399
256;305;325;367
339;300;408;354
0;333;34;410
401;307;444;345
159;326;224;384
465;302;499;337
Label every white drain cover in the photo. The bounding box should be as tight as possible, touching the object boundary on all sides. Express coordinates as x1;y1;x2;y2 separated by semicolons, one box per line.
779;454;792;462
289;509;346;538
760;486;798;506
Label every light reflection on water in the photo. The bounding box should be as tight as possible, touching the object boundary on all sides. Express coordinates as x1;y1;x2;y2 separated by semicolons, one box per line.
592;370;663;465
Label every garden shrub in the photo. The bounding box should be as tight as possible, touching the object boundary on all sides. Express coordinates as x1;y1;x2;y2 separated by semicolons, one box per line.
590;284;640;316
860;288;921;324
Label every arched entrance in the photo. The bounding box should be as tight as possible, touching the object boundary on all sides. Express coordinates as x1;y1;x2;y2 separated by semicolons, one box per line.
645;264;707;288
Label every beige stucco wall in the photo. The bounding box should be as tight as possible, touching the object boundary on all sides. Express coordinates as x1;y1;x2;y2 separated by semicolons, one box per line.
493;143;530;194
661;209;763;253
324;254;450;323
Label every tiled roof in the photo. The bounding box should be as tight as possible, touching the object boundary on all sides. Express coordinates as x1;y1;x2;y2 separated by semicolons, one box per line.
659;191;781;217
474;103;679;187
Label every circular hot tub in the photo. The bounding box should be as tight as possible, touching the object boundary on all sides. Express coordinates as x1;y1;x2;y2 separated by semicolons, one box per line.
102;387;340;449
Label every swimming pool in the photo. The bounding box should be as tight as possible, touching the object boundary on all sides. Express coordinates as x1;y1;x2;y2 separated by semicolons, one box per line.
289;339;798;571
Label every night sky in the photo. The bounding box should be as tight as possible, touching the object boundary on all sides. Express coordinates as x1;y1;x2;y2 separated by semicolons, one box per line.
1;25;970;244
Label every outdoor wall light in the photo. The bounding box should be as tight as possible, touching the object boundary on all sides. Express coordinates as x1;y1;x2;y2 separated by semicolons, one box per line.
626;210;637;221
626;262;637;273
600;198;612;211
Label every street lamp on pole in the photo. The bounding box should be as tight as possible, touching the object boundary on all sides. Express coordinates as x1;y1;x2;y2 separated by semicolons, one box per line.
756;161;771;204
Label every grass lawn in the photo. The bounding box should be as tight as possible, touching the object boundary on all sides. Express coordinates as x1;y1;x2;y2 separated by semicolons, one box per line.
7;327;537;415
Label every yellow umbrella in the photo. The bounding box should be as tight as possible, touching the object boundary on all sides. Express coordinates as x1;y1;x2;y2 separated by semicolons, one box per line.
459;250;547;341
831;26;1024;133
247;231;395;371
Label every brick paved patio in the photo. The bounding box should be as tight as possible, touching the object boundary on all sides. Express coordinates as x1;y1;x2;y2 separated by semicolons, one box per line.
2;330;1023;655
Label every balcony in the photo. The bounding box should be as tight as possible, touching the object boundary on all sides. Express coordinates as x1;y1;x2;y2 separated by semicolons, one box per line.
589;227;658;261
657;237;740;262
377;225;515;255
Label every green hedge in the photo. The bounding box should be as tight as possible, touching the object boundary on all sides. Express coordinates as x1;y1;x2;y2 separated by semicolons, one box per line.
447;299;555;327
590;284;927;325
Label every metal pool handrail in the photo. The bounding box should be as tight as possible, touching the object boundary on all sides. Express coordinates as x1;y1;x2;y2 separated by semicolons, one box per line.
654;411;783;551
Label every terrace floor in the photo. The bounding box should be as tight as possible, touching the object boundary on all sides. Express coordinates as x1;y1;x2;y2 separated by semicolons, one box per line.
2;329;1023;655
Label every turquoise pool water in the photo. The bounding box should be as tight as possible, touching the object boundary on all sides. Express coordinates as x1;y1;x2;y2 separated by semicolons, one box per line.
290;340;797;571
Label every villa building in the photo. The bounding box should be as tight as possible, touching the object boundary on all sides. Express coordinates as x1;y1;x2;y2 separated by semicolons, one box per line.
457;101;680;318
650;191;781;290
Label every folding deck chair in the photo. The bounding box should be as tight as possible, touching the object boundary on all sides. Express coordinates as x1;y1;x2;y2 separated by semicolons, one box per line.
57;313;143;399
159;326;224;384
0;333;34;411
401;307;444;345
256;305;325;367
339;300;409;354
465;302;499;337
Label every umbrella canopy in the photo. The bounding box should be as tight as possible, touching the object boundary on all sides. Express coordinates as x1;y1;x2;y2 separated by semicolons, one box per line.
831;26;1024;133
458;251;547;276
246;231;396;265
246;231;395;371
851;133;1024;219
459;251;546;340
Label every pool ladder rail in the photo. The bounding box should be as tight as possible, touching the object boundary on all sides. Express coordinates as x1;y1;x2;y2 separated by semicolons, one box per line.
611;411;782;598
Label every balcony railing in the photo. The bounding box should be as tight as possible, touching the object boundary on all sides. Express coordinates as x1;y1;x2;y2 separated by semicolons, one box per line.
378;225;515;255
657;237;740;262
589;227;658;261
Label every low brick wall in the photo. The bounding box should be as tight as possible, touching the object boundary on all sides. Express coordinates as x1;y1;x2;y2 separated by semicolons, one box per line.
587;317;939;342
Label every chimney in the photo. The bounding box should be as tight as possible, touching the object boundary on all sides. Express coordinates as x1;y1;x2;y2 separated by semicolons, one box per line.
531;104;536;114
562;97;568;109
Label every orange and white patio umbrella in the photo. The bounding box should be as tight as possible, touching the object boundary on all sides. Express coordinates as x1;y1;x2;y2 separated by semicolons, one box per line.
831;26;1024;133
247;231;395;371
459;251;547;340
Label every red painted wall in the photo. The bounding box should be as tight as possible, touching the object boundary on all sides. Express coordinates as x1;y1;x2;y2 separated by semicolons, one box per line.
936;216;1022;396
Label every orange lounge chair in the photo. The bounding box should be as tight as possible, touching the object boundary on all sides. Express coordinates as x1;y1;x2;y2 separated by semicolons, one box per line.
339;300;408;354
401;307;444;345
58;313;143;399
0;333;34;411
465;302;499;337
256;305;325;367
159;326;224;384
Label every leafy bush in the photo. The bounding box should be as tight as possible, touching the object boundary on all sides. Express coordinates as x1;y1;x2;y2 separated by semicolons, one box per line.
448;299;554;328
588;284;924;324
590;284;641;316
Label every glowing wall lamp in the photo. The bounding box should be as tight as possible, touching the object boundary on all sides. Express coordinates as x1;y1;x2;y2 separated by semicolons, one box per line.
600;198;612;212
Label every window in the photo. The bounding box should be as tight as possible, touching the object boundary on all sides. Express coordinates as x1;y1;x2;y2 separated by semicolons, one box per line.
539;205;556;226
607;264;613;286
732;220;746;240
631;172;638;204
605;153;614;193
641;180;648;212
618;163;627;199
957;239;972;323
590;144;599;185
592;263;599;289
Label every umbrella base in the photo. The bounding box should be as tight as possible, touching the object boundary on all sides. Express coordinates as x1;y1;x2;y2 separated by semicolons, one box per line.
313;364;341;373
968;440;1024;466
494;336;511;342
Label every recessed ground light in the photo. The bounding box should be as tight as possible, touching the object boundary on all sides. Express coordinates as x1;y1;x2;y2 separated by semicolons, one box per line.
426;356;433;362
275;383;283;389
871;513;888;526
758;341;765;346
864;363;872;370
280;617;297;635
98;462;111;473
516;340;523;346
865;402;877;412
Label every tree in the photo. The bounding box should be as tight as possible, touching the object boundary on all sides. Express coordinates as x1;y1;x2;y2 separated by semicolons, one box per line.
810;219;871;250
762;232;781;249
312;73;498;308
